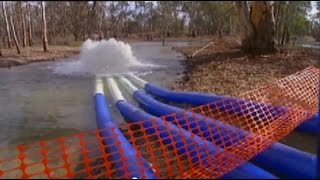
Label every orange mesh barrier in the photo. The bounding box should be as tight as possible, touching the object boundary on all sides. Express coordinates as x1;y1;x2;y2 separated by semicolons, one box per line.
0;66;318;179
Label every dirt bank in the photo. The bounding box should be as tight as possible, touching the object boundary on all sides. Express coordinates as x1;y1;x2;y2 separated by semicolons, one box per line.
173;37;318;97
0;46;80;68
173;37;319;154
0;36;213;68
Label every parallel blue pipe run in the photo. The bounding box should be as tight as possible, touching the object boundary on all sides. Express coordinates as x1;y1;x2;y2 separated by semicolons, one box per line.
145;83;318;135
132;90;316;179
145;83;226;106
134;90;249;146
94;92;157;179
145;83;286;122
115;100;277;179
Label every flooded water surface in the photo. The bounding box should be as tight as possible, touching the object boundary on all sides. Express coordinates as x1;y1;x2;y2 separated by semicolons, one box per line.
0;40;186;146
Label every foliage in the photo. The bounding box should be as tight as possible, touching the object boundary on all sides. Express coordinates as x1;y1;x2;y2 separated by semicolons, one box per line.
0;1;316;47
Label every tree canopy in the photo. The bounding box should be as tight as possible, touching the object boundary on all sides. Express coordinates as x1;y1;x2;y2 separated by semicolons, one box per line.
0;1;318;52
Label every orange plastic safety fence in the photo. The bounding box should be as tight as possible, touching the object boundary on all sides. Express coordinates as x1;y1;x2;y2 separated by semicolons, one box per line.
0;66;318;179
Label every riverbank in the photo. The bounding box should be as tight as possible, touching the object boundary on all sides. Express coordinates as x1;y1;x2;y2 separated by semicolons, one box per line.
173;37;319;154
0;46;80;68
173;37;319;97
0;36;212;68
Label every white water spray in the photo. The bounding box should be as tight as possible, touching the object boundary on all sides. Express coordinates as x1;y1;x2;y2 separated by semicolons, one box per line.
54;38;155;75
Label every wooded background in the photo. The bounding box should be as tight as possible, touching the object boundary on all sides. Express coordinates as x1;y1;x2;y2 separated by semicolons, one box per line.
0;1;319;54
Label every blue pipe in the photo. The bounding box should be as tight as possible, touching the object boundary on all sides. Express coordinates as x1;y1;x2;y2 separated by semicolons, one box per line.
145;83;286;122
132;90;317;179
145;83;225;106
115;100;277;179
251;143;316;178
134;90;250;146
145;83;318;135
295;113;319;135
94;93;157;179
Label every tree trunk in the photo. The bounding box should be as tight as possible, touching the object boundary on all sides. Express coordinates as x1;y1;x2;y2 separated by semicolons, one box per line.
99;12;103;40
285;5;291;45
27;2;32;46
41;1;48;52
162;15;165;46
162;29;165;46
2;37;6;47
276;2;283;46
285;25;290;44
33;4;38;37
111;20;118;39
0;38;2;56
48;7;54;45
114;29;117;39
2;2;12;48
149;8;153;41
281;22;287;46
236;1;276;54
274;2;281;45
82;24;86;41
292;36;296;47
229;15;232;35
8;2;21;54
150;19;153;40
62;4;67;38
73;33;79;41
281;3;290;46
125;21;129;38
20;2;27;47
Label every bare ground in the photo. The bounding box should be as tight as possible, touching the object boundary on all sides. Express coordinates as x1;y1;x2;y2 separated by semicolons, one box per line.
0;46;80;68
173;37;319;154
173;37;319;97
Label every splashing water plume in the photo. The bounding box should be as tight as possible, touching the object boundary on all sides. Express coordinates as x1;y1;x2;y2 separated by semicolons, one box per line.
54;38;151;75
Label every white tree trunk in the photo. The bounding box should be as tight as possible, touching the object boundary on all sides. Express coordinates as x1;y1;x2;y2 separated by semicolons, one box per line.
20;2;27;47
2;1;12;48
8;2;21;54
27;2;32;46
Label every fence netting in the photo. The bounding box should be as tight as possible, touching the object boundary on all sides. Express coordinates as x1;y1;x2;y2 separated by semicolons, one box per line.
0;66;318;179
